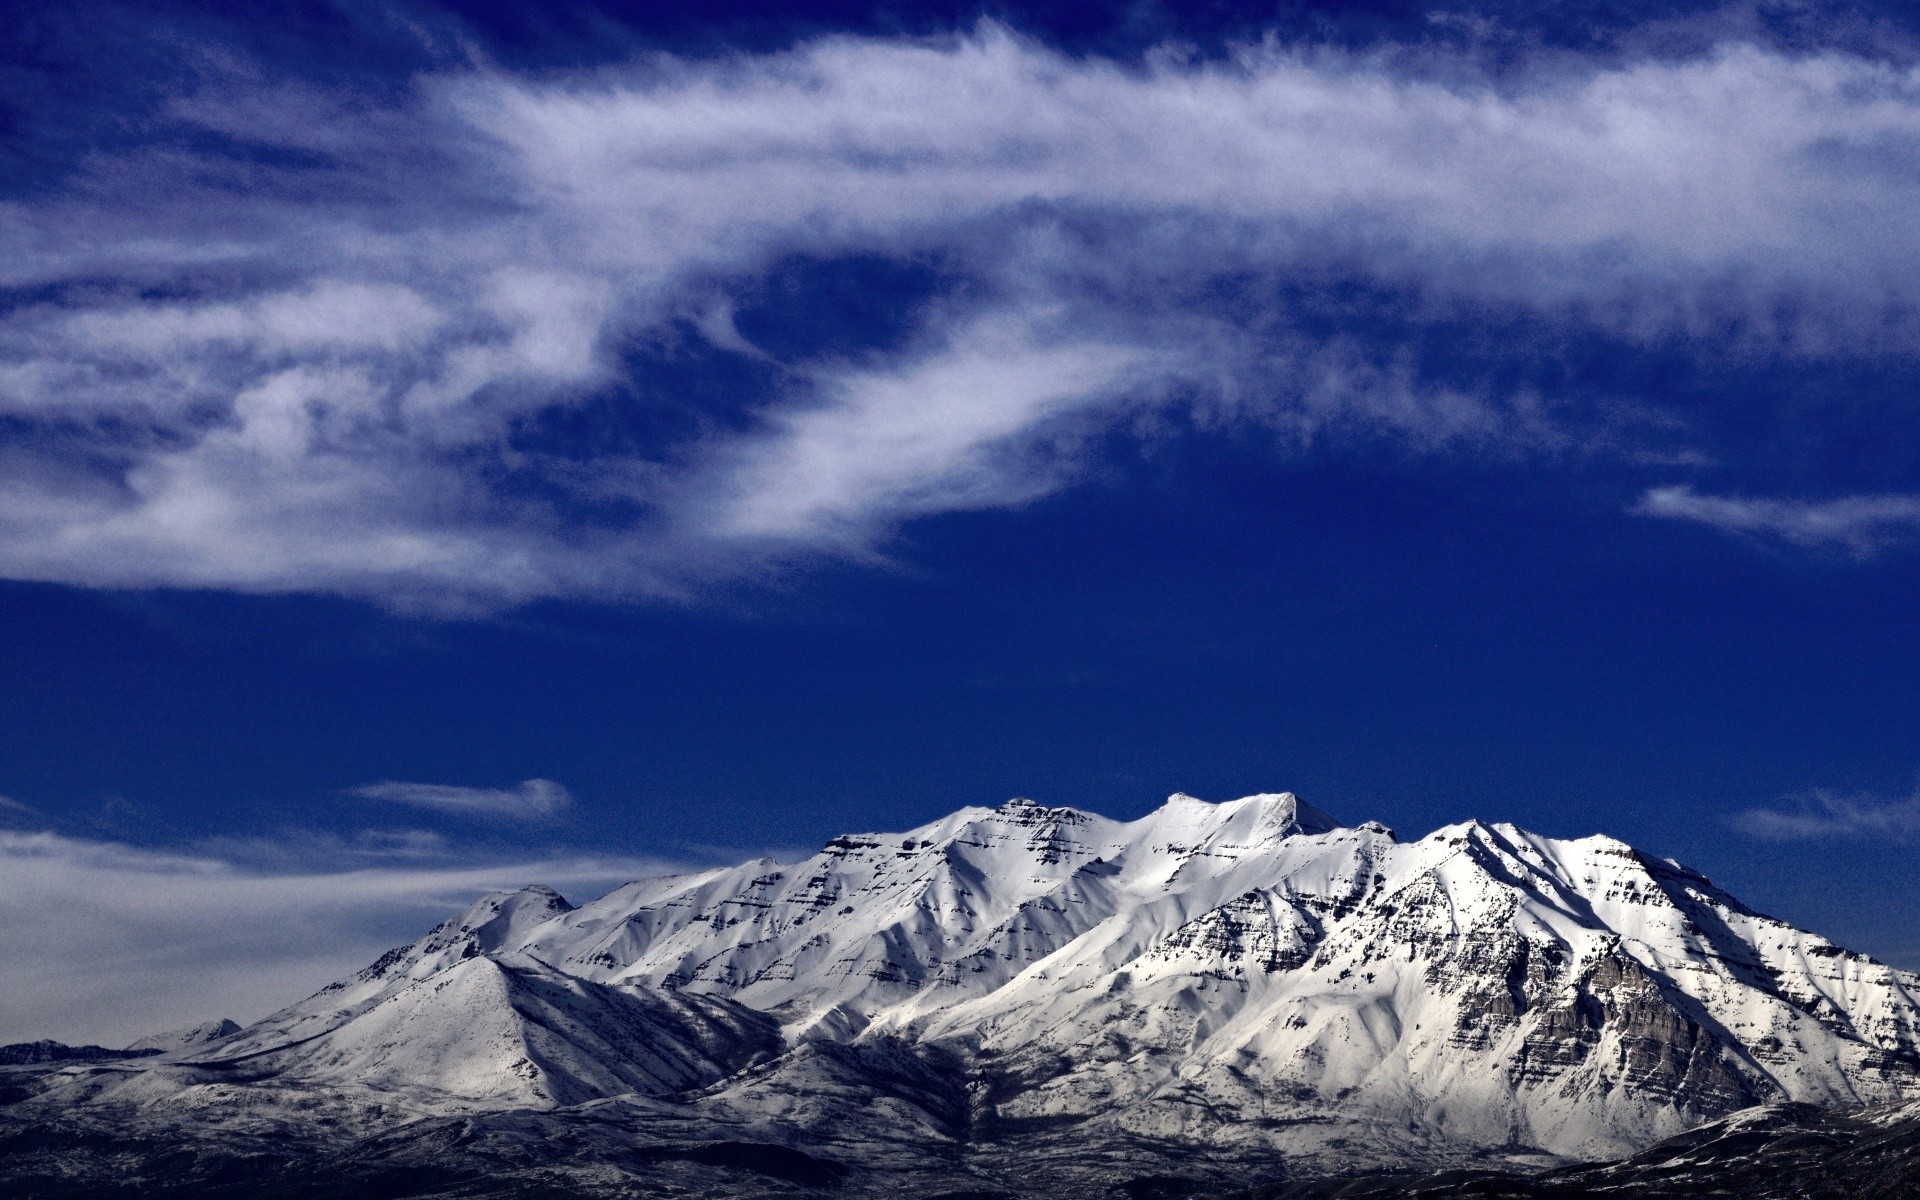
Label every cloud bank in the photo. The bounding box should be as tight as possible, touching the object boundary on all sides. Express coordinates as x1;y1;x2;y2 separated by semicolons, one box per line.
6;27;1920;606
350;777;573;820
0;828;682;1046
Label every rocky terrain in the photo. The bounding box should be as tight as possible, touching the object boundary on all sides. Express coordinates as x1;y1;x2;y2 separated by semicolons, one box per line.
1223;1097;1920;1198
3;792;1918;1198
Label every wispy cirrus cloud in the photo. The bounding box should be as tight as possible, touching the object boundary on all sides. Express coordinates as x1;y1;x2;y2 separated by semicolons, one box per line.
1732;787;1920;841
349;777;573;820
7;27;1920;607
703;312;1155;545
1634;486;1920;553
0;828;684;1047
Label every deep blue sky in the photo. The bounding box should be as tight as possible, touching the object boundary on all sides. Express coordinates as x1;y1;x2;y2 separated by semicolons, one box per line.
5;0;1920;1042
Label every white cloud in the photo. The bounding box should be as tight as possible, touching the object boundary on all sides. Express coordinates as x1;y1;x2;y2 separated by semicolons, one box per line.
349;777;572;820
59;281;446;358
704;312;1153;544
0;828;681;1047
5;29;1920;605
1635;485;1920;552
1733;787;1920;841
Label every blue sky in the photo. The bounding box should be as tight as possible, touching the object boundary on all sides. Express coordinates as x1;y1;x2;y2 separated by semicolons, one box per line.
5;0;1920;1044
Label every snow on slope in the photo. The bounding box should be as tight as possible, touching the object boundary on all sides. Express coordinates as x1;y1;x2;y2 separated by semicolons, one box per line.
22;884;782;1125
517;794;1342;1029
124;1019;240;1055
29;792;1920;1175
192;884;783;1108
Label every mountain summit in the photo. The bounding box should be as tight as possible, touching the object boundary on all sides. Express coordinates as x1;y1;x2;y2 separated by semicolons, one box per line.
6;792;1920;1198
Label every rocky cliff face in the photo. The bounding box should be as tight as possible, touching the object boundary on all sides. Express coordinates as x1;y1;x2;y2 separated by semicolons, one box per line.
5;792;1919;1198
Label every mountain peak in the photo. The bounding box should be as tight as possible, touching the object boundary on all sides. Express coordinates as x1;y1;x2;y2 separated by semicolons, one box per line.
995;796;1079;817
453;885;574;952
124;1018;240;1055
1156;790;1342;839
1230;790;1341;834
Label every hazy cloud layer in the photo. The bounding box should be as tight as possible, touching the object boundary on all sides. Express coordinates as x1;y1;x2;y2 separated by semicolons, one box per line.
6;29;1920;606
1636;486;1920;553
0;829;683;1046
1733;787;1920;840
350;778;573;820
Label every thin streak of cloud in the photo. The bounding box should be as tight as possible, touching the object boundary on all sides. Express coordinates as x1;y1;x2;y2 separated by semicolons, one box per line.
1635;485;1920;553
1733;787;1920;841
704;312;1154;544
349;778;572;820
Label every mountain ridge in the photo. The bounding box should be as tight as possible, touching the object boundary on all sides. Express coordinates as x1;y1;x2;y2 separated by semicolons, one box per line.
5;790;1919;1198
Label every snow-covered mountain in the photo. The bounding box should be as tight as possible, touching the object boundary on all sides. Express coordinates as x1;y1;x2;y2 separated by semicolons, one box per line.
123;1019;241;1056
8;792;1920;1198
